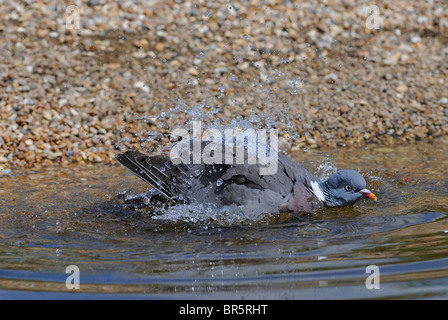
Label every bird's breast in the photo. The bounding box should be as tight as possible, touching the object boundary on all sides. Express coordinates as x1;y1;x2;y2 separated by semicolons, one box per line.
286;183;323;214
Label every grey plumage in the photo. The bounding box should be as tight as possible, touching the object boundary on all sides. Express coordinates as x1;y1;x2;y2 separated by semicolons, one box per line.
117;150;376;216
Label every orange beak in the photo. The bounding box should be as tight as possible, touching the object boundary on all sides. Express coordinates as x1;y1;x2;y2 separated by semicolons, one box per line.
359;189;377;201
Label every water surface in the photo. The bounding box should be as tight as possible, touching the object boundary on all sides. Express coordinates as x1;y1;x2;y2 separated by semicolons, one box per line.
0;141;447;299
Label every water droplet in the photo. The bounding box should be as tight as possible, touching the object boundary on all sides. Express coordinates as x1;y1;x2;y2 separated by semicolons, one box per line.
228;73;238;81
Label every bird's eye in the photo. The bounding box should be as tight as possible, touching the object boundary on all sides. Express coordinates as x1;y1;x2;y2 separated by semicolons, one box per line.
344;185;352;191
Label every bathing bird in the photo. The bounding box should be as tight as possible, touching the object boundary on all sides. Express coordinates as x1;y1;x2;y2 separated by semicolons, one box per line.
117;150;377;215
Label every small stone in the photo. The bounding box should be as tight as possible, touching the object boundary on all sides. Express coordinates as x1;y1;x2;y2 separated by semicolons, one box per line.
253;61;265;69
87;0;99;6
411;35;421;43
42;110;52;121
132;51;147;59
383;52;401;65
37;29;49;37
70;108;79;117
238;62;250;70
306;136;316;145
396;85;408;93
134;81;150;93
187;67;199;76
133;39;149;48
155;42;164;51
325;73;338;83
213;67;228;74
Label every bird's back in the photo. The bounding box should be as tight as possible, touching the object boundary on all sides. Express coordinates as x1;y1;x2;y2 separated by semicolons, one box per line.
117;151;319;215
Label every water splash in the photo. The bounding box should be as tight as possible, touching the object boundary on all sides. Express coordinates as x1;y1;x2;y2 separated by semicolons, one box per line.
151;202;255;225
315;158;338;181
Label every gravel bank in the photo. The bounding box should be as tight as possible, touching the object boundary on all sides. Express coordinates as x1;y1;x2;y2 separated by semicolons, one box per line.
0;0;447;170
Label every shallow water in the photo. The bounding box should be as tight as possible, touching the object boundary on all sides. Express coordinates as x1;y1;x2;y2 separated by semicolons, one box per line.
0;141;447;299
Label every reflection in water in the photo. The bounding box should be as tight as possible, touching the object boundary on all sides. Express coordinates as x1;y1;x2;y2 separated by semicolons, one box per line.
0;141;447;299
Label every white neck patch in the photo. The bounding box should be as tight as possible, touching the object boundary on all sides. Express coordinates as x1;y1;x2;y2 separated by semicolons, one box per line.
310;181;326;202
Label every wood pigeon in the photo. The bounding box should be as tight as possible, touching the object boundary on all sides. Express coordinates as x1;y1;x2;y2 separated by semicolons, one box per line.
117;150;377;215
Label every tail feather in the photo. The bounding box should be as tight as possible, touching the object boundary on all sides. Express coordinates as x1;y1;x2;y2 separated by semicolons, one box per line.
116;151;179;201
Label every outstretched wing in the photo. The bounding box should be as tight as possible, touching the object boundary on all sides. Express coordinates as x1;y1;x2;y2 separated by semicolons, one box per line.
117;151;316;215
116;151;186;202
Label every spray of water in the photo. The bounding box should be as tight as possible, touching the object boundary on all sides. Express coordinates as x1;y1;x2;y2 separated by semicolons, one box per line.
115;2;347;223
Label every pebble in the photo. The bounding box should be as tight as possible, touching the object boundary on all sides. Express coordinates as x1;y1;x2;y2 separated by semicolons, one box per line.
396;85;409;93
187;67;199;76
42;111;52;121
383;52;401;66
133;81;150;93
325;73;338;84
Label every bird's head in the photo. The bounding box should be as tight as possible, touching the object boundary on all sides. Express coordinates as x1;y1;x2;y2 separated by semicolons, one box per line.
317;169;377;207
